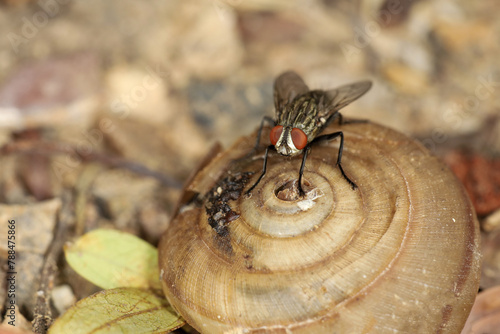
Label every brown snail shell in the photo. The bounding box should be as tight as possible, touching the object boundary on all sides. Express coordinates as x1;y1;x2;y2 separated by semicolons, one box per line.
158;121;481;333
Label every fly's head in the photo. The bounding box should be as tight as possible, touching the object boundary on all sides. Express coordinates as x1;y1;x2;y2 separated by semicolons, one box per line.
270;125;308;157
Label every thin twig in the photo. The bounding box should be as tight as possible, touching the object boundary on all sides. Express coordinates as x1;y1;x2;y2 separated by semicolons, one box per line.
32;192;73;333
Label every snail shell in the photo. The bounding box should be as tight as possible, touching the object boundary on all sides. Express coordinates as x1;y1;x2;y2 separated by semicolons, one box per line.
158;121;481;333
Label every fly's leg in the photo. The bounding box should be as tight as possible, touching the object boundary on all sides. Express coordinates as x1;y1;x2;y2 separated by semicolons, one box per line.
245;145;274;195
237;116;275;162
326;112;368;127
297;146;311;196
311;131;357;189
338;113;369;125
255;116;275;150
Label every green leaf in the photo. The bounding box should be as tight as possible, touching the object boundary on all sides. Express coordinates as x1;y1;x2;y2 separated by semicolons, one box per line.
49;287;184;334
64;229;161;290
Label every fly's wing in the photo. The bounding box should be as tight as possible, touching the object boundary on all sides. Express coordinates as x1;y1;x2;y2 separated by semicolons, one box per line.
274;71;309;120
319;80;372;121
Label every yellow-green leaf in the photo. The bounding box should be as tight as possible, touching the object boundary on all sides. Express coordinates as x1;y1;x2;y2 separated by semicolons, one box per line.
64;229;160;290
49;287;184;334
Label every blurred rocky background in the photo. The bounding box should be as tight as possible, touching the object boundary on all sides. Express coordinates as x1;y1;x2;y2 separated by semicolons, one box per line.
0;0;499;333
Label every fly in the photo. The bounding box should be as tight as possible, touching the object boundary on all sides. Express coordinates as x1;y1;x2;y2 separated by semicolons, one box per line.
246;71;372;196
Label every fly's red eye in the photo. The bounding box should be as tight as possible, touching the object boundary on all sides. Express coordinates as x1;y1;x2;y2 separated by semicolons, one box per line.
291;128;307;150
270;125;283;145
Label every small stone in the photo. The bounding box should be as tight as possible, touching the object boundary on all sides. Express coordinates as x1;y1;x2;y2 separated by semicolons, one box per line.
484;208;500;232
382;62;429;95
51;284;77;316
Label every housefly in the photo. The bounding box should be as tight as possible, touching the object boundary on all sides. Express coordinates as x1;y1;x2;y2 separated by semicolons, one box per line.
246;71;372;196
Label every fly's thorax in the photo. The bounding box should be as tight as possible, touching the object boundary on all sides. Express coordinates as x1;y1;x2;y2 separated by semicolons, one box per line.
285;93;321;132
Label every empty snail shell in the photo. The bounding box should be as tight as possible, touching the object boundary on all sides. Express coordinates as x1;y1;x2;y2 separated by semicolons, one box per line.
158;121;481;333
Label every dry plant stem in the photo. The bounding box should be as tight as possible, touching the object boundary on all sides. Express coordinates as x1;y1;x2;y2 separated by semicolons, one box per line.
32;192;73;333
32;261;56;334
0;140;182;189
159;121;481;333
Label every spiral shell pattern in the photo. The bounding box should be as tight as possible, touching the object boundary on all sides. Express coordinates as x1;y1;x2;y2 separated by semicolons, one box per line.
159;122;480;333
